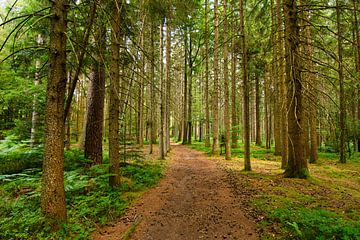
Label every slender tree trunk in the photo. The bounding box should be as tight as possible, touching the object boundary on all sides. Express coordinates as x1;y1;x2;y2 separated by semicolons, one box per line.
223;0;231;160
166;19;172;152
352;0;360;152
276;0;287;167
30;34;43;147
149;23;156;153
182;32;188;145
212;0;220;155
65;72;72;150
336;0;346;163
109;0;122;186
255;74;261;146
283;0;308;178
84;21;106;165
272;0;281;156
41;0;68;224
187;34;193;144
159;20;165;159
231;17;238;149
204;0;211;148
137;15;146;147
265;69;271;149
240;0;251;170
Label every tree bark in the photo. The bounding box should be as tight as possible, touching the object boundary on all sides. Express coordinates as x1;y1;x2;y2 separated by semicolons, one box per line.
240;0;251;170
41;0;68;224
212;0;220;155
255;74;261;146
204;0;211;148
231;15;238;149
182;31;188;145
109;0;122;186
336;0;346;163
159;20;165;159
84;19;106;165
30;34;43;147
166;19;172;152
352;0;360;152
223;0;231;160
283;0;309;178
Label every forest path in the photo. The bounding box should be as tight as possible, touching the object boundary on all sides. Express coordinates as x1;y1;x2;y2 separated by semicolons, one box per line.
93;144;258;240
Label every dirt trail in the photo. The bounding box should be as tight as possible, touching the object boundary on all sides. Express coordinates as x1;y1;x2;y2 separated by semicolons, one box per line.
93;144;258;240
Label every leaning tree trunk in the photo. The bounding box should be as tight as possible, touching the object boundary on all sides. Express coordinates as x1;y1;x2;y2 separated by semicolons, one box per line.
84;21;106;165
223;0;231;160
212;0;220;155
41;0;68;224
109;0;122;186
240;0;251;170
283;0;309;178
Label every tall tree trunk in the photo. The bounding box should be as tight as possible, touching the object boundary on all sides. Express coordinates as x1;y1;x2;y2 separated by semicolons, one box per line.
301;0;318;163
276;0;287;168
264;68;271;149
30;34;43;147
159;20;165;159
223;0;231;160
41;0;68;224
182;31;188;144
212;0;220;155
255;74;261;146
166;19;172;152
65;72;72;150
187;33;193;144
204;0;211;148
352;0;360;152
84;21;106;165
149;23;156;153
231;15;238;149
283;0;308;178
336;0;346;163
240;0;251;170
137;14;146;147
273;0;281;156
109;0;122;186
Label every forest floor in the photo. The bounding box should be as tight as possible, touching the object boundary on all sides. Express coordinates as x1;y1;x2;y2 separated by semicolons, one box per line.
94;142;360;240
93;144;258;240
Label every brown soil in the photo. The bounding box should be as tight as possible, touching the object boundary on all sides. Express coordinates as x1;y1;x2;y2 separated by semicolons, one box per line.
93;144;258;240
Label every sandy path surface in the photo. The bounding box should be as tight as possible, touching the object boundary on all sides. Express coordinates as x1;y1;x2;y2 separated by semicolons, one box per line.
93;144;258;240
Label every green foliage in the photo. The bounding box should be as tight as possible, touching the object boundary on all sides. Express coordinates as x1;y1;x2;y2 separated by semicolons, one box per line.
0;136;43;174
268;208;360;239
0;153;164;239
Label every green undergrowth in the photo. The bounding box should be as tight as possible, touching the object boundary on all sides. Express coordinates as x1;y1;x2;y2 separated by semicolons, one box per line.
190;141;275;160
190;141;360;239
0;149;164;239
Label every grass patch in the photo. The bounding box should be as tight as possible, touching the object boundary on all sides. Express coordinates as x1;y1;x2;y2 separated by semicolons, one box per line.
0;150;165;239
190;141;360;239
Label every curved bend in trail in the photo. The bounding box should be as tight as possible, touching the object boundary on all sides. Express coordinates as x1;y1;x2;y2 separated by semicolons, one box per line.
94;144;258;240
